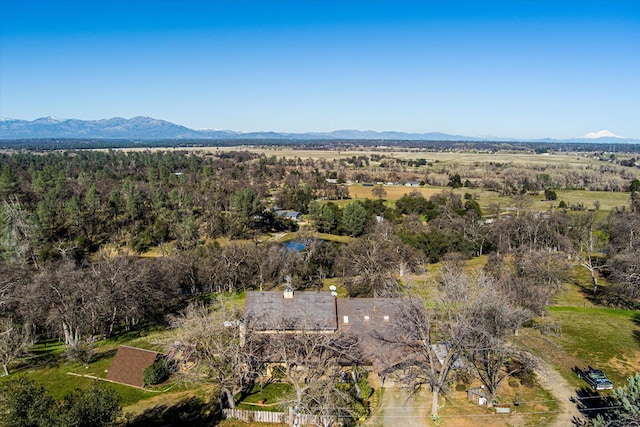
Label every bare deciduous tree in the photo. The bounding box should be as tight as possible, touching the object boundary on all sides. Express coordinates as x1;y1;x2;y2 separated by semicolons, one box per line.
485;251;571;315
394;266;475;418
264;327;360;410
463;281;532;406
0;318;32;376
396;263;532;416
607;251;640;300
371;185;387;200
26;261;94;348
298;376;364;427
90;253;176;336
338;230;413;297
568;211;606;291
169;301;261;409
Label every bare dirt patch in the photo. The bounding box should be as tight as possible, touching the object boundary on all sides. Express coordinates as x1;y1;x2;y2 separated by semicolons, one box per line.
534;358;585;427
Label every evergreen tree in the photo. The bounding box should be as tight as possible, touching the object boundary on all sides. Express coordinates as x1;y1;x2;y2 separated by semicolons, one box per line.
0;376;56;427
341;202;368;237
593;373;640;427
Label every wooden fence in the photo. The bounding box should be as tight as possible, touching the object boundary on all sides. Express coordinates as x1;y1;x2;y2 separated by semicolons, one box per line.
223;408;285;423
222;408;336;426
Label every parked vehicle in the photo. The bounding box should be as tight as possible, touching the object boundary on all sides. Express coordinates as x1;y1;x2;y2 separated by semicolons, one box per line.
576;367;614;391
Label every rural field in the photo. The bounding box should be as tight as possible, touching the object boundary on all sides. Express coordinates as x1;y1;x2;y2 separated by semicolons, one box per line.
1;146;638;427
210;146;615;167
349;185;632;213
123;145;637;214
209;146;638;210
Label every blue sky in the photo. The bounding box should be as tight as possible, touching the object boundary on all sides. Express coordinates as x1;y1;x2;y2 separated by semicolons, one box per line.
1;0;639;139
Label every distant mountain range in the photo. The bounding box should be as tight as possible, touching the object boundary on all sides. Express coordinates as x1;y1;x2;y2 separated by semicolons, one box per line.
1;116;638;143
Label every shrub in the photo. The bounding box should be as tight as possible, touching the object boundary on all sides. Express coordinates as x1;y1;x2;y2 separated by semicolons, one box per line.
358;379;373;400
143;358;171;387
270;365;286;380
66;340;96;365
0;377;121;427
517;369;535;388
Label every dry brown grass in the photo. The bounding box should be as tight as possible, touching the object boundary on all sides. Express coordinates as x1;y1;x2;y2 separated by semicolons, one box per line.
110;145;612;168
350;185;448;201
209;146;602;167
437;382;558;427
349;184;631;212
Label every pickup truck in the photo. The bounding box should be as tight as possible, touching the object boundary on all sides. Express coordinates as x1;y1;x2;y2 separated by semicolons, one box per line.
577;367;614;391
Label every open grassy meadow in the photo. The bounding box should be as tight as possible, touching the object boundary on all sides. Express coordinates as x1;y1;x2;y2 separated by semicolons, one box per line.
349;185;632;213
520;271;640;392
209;146;608;167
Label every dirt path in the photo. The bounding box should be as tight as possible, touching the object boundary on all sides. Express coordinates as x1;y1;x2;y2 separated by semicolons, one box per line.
366;387;430;427
534;359;585;427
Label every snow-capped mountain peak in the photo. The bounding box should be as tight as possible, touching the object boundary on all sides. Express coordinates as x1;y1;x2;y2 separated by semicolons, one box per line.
582;130;624;139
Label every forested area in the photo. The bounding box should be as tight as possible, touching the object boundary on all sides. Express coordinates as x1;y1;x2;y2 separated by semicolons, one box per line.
1;149;639;426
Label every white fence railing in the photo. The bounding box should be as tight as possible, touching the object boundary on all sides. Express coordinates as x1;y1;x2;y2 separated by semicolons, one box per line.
222;408;336;426
223;408;285;423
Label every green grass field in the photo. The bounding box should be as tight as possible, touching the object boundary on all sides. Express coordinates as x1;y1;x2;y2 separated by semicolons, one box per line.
519;272;640;392
1;328;197;413
547;306;639;386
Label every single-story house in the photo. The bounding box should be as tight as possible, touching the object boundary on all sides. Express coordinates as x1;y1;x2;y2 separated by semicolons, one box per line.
243;288;425;379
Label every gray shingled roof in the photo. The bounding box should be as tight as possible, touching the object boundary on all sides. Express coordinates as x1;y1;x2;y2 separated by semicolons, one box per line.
336;298;414;373
244;291;337;331
244;292;432;376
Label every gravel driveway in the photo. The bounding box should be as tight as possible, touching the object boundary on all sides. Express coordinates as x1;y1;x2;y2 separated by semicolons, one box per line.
534;359;586;427
366;387;430;427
